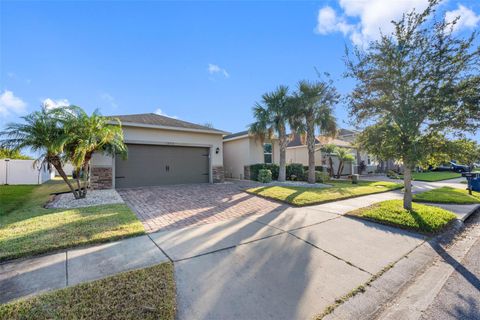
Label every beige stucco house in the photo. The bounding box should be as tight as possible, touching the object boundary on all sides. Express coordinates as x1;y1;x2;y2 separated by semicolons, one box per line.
90;113;228;189
222;130;280;179
286;129;378;175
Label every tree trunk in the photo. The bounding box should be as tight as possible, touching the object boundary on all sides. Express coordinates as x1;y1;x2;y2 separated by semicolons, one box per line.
306;115;316;184
337;160;344;178
403;165;413;210
278;129;287;182
328;156;334;177
52;160;80;199
79;153;93;199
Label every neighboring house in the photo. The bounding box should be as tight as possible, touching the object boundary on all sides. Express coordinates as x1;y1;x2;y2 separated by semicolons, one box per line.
90;113;228;189
0;159;54;185
223;130;280;179
286;134;358;175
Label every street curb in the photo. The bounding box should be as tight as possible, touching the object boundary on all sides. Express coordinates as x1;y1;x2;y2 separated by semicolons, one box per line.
321;215;474;320
459;204;480;222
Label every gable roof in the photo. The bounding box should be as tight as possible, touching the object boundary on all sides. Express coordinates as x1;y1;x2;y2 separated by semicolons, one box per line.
287;134;353;148
110;113;227;134
223;130;249;140
337;128;358;136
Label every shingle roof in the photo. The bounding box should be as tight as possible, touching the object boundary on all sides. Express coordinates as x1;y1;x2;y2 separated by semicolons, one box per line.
109;113;226;134
287;134;320;147
223;130;249;140
338;128;358;136
287;134;353;148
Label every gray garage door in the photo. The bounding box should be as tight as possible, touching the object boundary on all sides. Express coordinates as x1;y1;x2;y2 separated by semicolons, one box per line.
115;144;210;188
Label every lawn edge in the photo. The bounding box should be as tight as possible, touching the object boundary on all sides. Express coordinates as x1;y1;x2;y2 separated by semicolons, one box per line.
246;185;403;207
345;202;457;236
0;230;146;264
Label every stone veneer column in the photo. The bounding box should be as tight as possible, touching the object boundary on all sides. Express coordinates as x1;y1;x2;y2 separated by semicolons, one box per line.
90;167;113;189
212;166;225;183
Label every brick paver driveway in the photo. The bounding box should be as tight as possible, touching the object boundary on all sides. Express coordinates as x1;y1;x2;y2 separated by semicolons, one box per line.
118;182;286;232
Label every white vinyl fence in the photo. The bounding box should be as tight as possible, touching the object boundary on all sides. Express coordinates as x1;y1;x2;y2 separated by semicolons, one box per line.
0;159;54;185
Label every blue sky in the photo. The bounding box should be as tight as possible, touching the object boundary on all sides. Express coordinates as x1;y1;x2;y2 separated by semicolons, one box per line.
1;0;479;139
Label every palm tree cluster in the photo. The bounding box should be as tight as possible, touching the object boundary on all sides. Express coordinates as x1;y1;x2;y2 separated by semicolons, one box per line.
249;79;339;184
0;106;127;199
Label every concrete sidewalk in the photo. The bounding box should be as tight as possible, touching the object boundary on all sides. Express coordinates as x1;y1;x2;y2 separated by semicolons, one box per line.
1;187;478;319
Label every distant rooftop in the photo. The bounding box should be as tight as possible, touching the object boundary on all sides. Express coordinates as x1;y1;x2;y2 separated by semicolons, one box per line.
110;113;226;133
223;130;249;140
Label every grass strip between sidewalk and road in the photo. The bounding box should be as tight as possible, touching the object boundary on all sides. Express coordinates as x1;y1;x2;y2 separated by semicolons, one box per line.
247;180;402;206
346;200;456;234
0;179;145;262
0;262;176;320
413;186;480;204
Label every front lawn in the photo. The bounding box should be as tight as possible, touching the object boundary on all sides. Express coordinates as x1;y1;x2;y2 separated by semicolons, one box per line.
347;200;456;234
247;180;402;206
409;171;461;182
0;262;176;320
413;186;480;204
0;180;145;262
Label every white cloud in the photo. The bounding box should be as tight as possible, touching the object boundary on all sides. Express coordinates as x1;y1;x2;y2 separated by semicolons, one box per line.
208;63;229;78
42;98;70;110
154;108;178;119
0;90;27;117
315;0;430;47
100;93;118;109
445;4;480;32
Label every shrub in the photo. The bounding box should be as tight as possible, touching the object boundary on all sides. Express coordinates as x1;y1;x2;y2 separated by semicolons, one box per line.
257;169;272;183
249;163;279;181
287;163;304;180
303;165;327;172
305;170;330;183
387;170;401;179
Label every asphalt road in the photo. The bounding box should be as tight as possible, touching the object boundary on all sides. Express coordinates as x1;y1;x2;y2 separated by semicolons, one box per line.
421;215;480;320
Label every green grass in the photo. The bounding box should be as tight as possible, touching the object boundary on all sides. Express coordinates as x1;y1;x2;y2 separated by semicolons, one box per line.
0;262;176;320
0;179;145;262
247;180;403;206
405;171;462;182
413;186;480;204
347;200;456;234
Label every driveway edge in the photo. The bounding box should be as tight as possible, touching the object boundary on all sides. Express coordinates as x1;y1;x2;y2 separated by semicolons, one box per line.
320;214;475;320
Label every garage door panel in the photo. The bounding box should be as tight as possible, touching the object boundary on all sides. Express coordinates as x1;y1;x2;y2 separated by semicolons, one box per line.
115;144;209;188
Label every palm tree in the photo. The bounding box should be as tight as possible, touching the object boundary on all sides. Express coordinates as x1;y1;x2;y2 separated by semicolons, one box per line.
321;144;337;177
249;86;291;182
290;80;338;183
0;107;78;196
63;107;127;198
335;147;355;178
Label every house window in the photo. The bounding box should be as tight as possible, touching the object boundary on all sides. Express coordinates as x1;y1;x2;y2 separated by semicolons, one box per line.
367;156;371;165
264;143;272;164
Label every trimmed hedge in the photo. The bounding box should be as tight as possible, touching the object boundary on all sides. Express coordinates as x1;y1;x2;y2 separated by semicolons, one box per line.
249;163;308;181
305;170;330;183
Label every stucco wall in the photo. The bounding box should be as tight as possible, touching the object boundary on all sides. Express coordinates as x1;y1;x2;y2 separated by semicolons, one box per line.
223;138;250;179
286;146;323;166
223;136;280;180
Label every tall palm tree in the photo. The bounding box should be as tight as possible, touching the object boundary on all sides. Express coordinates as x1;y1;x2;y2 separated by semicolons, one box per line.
0;107;78;196
249;86;291;182
290;80;338;183
63;107;127;198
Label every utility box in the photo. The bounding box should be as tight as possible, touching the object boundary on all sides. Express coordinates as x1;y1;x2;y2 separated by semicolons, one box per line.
352;174;359;184
462;172;480;193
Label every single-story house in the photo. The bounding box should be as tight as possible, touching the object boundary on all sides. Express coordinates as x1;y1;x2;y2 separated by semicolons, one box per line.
0;159;54;185
222;130;280;180
286;131;378;175
90;113;228;189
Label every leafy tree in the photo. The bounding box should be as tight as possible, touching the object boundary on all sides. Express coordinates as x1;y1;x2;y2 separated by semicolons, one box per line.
0;107;76;194
335;147;355;178
0;148;32;159
346;0;480;209
249;85;291;182
62;107;127;198
448;139;480;167
290;80;338;183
